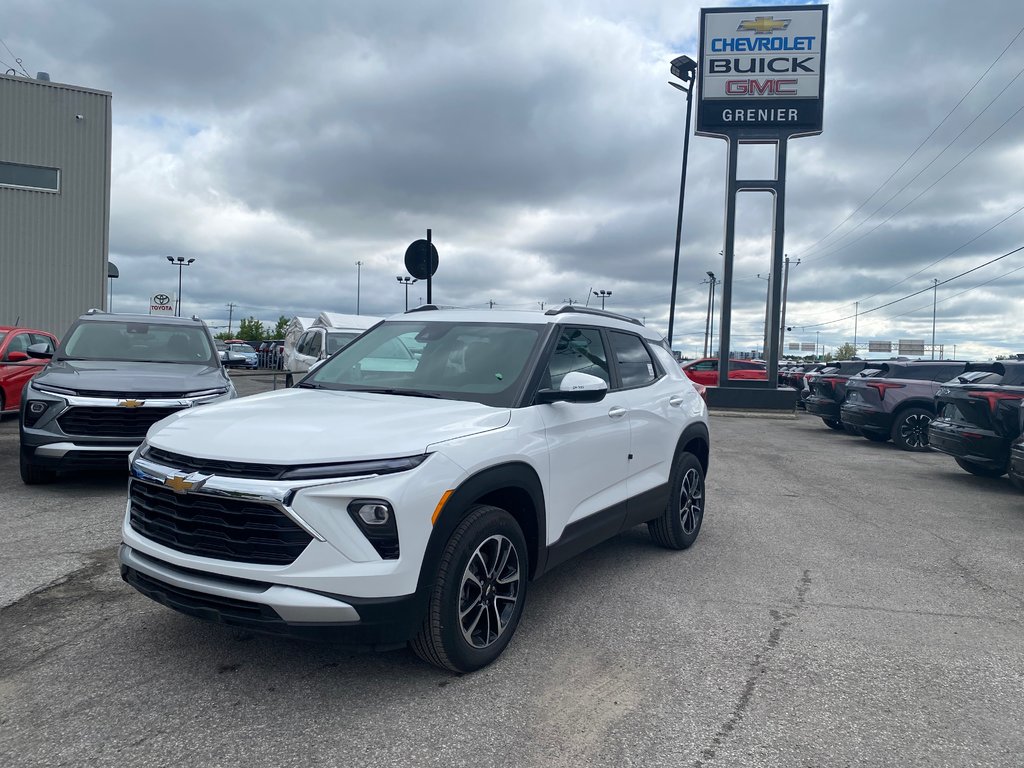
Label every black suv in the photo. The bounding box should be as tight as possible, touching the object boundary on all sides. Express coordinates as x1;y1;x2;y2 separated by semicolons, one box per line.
840;361;970;451
928;361;1024;478
1010;402;1024;492
804;360;881;430
19;311;236;483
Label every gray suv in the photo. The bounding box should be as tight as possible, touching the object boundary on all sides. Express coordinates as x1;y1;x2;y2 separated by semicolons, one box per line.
840;361;970;451
19;311;235;483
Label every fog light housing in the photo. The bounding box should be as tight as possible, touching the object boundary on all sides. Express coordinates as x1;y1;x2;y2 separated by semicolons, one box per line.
347;499;399;560
24;400;50;427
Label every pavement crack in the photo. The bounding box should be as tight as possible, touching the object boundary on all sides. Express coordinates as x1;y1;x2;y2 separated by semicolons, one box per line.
693;569;811;768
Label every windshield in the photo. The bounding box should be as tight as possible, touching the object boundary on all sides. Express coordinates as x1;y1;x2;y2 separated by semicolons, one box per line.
229;344;256;354
60;321;216;364
326;331;362;355
307;320;543;407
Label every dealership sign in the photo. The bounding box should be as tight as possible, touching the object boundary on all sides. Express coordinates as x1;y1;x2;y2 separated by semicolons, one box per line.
150;293;174;312
697;5;827;137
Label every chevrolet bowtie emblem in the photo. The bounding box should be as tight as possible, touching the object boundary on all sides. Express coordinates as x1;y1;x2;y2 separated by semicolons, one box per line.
118;399;145;408
163;473;209;494
738;16;791;34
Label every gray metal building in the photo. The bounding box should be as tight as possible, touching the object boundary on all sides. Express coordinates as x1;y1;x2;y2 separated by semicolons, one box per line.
0;73;112;337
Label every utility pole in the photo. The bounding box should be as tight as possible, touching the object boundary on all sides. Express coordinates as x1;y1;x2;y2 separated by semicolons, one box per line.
778;255;800;355
538;301;545;311
563;298;578;306
226;303;236;335
815;330;821;362
702;272;717;357
757;272;770;358
854;301;859;356
931;278;938;360
488;299;496;309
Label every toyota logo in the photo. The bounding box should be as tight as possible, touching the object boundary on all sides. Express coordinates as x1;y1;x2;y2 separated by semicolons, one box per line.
153;294;171;306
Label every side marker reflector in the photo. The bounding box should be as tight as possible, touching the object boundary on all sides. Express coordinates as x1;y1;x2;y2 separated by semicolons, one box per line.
432;490;454;525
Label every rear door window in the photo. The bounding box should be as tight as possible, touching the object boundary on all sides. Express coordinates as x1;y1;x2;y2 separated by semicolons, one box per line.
609;332;659;389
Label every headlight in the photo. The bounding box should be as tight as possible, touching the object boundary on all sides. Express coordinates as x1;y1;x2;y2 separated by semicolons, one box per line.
183;387;229;398
31;381;75;396
280;454;428;481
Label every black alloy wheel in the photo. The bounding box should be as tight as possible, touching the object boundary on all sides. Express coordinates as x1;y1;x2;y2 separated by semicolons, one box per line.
411;504;528;673
891;408;933;452
649;452;705;550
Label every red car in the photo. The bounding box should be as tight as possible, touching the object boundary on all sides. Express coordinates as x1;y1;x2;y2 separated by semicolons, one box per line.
682;357;768;387
0;326;59;415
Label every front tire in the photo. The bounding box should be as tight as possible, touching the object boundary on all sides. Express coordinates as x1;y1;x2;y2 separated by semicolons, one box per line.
20;448;56;485
954;457;1008;478
411;505;528;673
649;452;705;550
891;408;933;452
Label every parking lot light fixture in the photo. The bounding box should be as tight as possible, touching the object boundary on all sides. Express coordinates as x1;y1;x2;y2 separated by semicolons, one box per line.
396;275;417;311
593;289;612;310
667;54;698;348
165;256;196;317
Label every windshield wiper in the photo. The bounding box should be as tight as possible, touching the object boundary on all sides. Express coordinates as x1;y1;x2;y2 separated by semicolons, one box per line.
296;381;325;389
350;387;443;399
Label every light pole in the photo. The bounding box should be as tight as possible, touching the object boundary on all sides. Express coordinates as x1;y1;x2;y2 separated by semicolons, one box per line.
666;54;698;349
593;290;612;310
107;261;119;312
355;261;364;315
165;256;195;317
396;275;417;311
757;272;771;358
815;330;821;362
931;278;938;359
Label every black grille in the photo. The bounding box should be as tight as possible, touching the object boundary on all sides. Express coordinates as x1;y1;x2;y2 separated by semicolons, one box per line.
122;566;289;631
59;406;183;438
146;447;286;480
129;480;312;565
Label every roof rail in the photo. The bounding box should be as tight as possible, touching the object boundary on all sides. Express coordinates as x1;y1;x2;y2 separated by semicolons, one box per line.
85;308;105;315
543;305;643;327
405;304;441;313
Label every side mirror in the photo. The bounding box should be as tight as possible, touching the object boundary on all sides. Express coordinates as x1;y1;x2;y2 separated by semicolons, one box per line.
535;371;608;404
26;343;53;360
6;351;30;362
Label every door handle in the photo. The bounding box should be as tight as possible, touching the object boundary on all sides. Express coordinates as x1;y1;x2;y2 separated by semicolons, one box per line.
669;396;685;407
608;406;627;419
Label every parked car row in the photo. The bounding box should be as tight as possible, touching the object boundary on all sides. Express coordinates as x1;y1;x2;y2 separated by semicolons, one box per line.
801;357;1024;489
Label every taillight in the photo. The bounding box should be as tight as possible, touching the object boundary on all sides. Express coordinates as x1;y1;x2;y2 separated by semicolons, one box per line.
865;381;906;401
968;391;1024;414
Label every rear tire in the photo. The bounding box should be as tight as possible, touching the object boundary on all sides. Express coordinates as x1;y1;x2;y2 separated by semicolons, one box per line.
649;452;705;550
20;448;56;485
954;457;1007;478
891;408;933;452
823;418;844;431
411;505;528;673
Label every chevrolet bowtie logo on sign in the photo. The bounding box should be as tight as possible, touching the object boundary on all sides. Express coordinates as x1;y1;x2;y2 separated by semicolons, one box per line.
163;473;210;494
738;16;791;34
118;399;145;408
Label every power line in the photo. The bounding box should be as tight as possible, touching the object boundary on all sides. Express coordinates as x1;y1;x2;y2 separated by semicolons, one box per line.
796;23;1024;260
878;262;1024;323
793;244;1024;330
0;38;30;77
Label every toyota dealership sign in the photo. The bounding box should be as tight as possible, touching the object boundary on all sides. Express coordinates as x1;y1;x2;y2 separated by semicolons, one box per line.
150;293;174;313
697;4;827;138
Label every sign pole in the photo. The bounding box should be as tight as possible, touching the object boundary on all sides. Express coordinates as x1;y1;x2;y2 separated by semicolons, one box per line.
426;229;433;305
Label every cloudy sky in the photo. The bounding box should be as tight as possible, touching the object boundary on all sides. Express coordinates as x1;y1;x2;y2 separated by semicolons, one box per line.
5;0;1024;358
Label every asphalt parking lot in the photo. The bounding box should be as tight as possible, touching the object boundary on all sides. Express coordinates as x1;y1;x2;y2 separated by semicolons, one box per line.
1;376;1022;767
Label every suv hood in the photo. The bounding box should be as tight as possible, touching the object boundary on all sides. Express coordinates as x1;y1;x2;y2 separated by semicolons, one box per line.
146;389;512;463
35;360;226;395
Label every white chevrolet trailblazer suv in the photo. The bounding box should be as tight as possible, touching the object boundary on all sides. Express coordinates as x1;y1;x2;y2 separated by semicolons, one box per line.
121;306;710;672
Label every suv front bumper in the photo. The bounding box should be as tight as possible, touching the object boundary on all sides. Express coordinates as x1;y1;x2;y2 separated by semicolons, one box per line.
1009;442;1024;487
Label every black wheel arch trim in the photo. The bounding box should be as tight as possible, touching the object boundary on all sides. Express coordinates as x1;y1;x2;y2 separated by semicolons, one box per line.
418;462;547;598
676;421;710;477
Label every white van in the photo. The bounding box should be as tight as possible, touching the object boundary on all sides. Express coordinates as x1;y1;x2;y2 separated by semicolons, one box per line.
285;313;382;377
